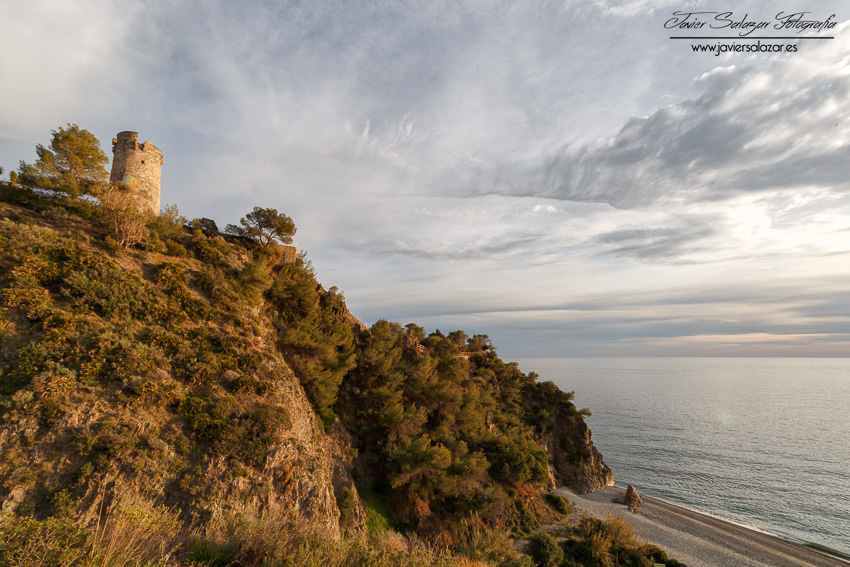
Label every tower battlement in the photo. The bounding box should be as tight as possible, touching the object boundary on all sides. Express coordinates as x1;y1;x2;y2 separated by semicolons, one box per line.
109;131;163;215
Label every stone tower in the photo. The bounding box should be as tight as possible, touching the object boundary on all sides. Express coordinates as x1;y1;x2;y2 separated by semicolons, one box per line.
109;131;163;215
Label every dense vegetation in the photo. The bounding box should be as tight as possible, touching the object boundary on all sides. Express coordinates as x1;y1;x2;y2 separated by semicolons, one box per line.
339;322;553;533
0;127;684;566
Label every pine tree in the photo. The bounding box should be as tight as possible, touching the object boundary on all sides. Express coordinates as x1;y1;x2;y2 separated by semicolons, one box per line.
17;124;108;195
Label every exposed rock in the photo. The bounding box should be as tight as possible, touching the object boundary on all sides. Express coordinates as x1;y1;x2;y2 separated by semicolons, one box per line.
1;485;27;514
624;484;643;512
545;463;558;491
0;335;363;541
525;381;613;494
328;420;367;535
544;414;614;493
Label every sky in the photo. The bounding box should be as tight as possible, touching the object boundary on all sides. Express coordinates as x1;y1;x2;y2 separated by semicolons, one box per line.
1;0;849;357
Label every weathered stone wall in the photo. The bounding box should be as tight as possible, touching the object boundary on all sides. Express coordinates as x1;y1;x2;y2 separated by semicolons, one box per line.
109;131;163;215
281;245;298;265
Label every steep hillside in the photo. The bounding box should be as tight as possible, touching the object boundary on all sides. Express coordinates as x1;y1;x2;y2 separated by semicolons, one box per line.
0;183;622;565
0;197;363;539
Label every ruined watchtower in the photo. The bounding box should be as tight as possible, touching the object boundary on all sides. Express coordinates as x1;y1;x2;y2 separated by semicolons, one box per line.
109;131;163;215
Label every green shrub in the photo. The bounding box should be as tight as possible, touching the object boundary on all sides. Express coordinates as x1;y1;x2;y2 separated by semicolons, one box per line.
185;537;238;567
525;532;563;567
149;204;186;242
451;516;534;567
179;395;290;469
1;185;97;222
38;397;66;427
0;515;88;566
192;232;227;264
641;544;667;563
142;327;181;354
337;485;358;532
230;374;270;396
165;239;188;257
545;493;572;515
269;261;356;429
154;261;186;289
357;485;394;535
48;486;76;518
193;265;225;296
77;419;136;473
179;396;231;441
60;255;162;320
102;235;121;252
507;499;539;536
189;218;220;238
617;546;654;567
127;375;176;406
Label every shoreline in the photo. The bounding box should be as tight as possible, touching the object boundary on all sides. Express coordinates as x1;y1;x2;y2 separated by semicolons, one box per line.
557;485;850;567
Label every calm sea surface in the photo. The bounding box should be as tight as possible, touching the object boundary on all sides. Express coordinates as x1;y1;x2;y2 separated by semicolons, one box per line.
513;357;850;556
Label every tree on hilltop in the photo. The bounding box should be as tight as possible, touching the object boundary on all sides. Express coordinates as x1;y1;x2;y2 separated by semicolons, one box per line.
17;124;108;195
226;206;296;249
189;217;220;238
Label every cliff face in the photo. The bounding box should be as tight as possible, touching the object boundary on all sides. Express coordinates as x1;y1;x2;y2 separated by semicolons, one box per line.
544;414;614;493
0;368;363;538
524;380;614;494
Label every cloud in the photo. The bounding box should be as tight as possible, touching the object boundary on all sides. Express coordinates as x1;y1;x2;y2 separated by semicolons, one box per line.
594;222;715;260
0;1;146;160
584;0;687;18
489;23;850;208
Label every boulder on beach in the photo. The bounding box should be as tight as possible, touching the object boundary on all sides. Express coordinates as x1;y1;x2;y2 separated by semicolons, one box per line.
624;484;643;512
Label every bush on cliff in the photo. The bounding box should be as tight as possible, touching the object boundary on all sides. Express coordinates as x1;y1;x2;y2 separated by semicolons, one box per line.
526;532;563;567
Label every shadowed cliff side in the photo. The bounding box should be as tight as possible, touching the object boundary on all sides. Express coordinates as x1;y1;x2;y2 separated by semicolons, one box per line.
524;380;614;493
545;415;614;493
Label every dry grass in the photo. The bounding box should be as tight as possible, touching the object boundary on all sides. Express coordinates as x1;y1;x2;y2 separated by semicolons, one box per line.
83;488;182;566
189;507;470;567
449;515;533;567
604;512;642;549
0;489;180;567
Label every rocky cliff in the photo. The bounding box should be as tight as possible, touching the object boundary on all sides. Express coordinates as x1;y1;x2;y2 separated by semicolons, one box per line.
544;414;614;493
524;380;614;493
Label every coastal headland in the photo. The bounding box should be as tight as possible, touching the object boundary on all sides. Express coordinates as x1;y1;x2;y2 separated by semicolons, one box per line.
560;485;850;567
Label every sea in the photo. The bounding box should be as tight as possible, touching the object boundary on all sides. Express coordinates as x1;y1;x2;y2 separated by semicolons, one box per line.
512;357;850;558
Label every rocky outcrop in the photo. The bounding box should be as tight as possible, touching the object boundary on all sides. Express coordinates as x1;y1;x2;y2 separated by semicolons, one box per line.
543;414;614;494
0;354;365;540
624;484;642;512
525;381;613;494
328;420;367;535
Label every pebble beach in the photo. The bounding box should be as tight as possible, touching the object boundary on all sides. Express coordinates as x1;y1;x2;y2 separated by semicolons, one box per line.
558;486;850;567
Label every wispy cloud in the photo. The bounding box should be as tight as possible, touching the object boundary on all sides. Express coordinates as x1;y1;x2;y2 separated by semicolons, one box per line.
486;26;850;209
